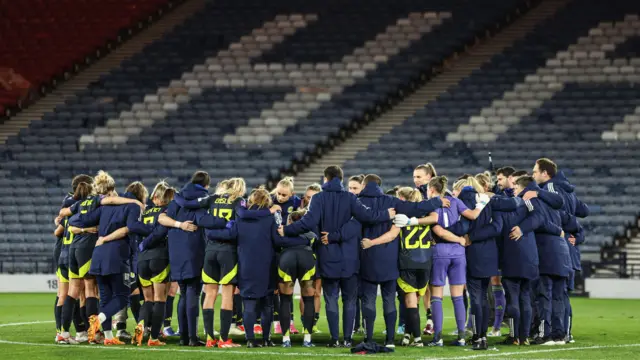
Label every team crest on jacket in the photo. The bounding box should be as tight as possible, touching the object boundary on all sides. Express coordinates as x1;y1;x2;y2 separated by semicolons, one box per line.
240;199;247;208
288;206;293;213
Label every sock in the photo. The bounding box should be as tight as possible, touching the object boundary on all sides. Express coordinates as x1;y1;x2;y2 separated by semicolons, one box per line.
302;296;315;337
55;305;63;333
202;309;215;341
164;295;174;328
427;307;432;321
398;294;406;328
144;301;153;327
116;321;127;331
273;294;280;322
72;300;85;332
431;296;443;340
199;292;205;334
289;297;294;319
233;294;243;326
452;296;466;337
314;312;320;327
61;297;77;332
463;288;469;319
130;294;142;323
279;294;292;336
493;285;506;330
54;296;60;332
220;309;233;341
243;298;257;340
104;330;113;340
138;301;152;326
99;312;107;325
261;295;274;341
151;302;165;340
86;297;99;318
80;306;88;331
407;307;420;338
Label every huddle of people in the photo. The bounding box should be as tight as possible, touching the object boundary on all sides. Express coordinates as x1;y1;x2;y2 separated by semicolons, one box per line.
51;158;588;351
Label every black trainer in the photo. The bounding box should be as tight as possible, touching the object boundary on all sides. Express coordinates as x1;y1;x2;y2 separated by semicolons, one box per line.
472;338;486;351
189;339;205;347
326;340;341;348
263;339;276;347
246;340;262;348
502;336;520;345
117;331;132;342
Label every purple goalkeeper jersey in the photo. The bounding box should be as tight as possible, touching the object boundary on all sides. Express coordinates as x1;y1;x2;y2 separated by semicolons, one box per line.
433;196;469;259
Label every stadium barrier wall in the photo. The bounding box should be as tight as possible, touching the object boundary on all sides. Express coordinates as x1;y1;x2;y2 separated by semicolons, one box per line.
0;275;639;299
584;278;640;299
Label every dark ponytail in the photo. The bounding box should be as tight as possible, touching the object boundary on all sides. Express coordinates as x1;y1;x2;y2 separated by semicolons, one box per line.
73;182;92;200
71;174;93;192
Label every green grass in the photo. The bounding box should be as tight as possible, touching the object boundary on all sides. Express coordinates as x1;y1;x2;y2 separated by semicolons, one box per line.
0;294;639;359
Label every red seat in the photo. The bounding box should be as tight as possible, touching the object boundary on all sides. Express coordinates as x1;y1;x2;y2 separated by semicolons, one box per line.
0;0;169;112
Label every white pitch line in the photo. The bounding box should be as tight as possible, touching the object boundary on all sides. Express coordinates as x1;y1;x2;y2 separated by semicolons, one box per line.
1;321;639;359
0;321;392;358
0;321;54;328
427;343;640;360
0;339;393;358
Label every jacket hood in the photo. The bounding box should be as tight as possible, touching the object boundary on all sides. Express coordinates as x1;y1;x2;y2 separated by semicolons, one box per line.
550;171;575;193
179;183;209;200
458;186;477;208
239;206;273;220
459;186;477;196
504;187;514;198
359;182;385;198
518;181;540;197
122;192;138;201
322;178;345;192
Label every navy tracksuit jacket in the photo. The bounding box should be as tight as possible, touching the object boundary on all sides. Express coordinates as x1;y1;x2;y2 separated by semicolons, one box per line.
283;178;392;279
517;184;571;278
165;183;226;281
539;171;589;272
70;192;144;276
207;207;309;298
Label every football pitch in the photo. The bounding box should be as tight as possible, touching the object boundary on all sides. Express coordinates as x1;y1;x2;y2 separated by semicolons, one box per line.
0;294;639;360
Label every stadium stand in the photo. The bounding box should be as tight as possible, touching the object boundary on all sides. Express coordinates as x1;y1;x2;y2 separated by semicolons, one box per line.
0;0;531;272
1;0;638;275
340;0;640;256
0;0;173;117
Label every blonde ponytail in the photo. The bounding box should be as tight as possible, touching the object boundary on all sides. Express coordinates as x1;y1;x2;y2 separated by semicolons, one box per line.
273;176;295;195
396;187;423;202
249;186;273;209
151;180;174;206
453;177;485;194
94;170;115;195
